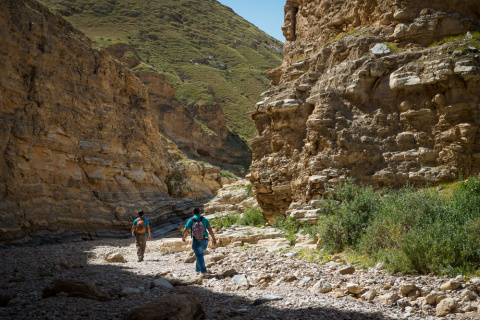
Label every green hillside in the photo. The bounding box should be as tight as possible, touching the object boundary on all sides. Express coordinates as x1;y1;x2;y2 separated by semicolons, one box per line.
41;0;284;139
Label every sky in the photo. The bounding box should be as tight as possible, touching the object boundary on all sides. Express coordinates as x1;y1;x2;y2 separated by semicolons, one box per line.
217;0;285;42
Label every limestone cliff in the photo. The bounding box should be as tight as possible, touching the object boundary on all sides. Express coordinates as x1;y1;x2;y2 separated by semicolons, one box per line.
249;0;480;220
0;0;233;244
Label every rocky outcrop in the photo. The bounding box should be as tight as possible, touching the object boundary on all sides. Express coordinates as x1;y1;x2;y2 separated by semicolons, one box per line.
0;0;233;245
204;179;257;216
250;0;480;220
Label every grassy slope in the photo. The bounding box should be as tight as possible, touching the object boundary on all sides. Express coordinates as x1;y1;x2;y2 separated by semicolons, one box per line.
41;0;284;139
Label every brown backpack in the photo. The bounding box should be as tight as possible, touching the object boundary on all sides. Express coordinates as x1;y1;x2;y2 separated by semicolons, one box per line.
136;218;146;233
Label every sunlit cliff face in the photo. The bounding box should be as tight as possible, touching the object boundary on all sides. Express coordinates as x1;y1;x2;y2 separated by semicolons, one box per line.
249;0;480;220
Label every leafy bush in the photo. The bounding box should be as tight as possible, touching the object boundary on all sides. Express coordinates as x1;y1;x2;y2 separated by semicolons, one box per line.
315;177;480;276
318;181;381;252
210;206;265;229
273;216;298;245
245;183;253;196
210;213;239;229
220;170;236;179
237;207;265;227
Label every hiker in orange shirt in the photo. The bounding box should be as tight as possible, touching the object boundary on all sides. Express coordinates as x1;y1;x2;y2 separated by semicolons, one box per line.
131;211;151;262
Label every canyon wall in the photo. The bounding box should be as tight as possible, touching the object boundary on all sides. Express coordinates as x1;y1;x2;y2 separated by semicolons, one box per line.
0;0;232;245
249;0;480;220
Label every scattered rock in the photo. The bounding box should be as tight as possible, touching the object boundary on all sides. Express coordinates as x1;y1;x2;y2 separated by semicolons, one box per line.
379;292;399;304
346;283;362;295
222;269;237;277
310;279;332;294
184;254;197;263
232;274;250;290
399;283;419;296
120;288;142;296
104;252;127;263
164;275;203;286
436;298;458;317
426;291;446;305
440;280;461;290
361;288;377;301
460;289;474;302
338;266;355;275
151;278;174;289
299;277;314;286
375;263;386;270
253;295;283;306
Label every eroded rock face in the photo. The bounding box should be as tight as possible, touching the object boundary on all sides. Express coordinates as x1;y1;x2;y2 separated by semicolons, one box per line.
0;0;230;244
251;0;480;220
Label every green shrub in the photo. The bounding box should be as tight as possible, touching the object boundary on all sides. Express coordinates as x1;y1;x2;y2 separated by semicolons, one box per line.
273;215;298;245
318;181;381;252
220;170;236;179
245;183;253;196
210;213;239;229
384;42;403;53
210;206;265;229
316;177;480;276
302;223;322;239
238;206;265;227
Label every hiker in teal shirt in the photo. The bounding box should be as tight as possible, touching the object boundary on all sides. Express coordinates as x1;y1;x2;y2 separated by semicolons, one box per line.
182;208;217;275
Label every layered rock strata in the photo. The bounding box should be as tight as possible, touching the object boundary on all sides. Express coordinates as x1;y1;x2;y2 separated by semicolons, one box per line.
250;0;480;220
0;0;230;244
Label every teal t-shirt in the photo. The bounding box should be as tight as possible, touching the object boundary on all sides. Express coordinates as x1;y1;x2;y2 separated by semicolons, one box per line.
185;214;210;239
133;217;149;235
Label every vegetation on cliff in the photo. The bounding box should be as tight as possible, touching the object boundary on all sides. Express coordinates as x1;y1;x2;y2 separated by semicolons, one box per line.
41;0;284;139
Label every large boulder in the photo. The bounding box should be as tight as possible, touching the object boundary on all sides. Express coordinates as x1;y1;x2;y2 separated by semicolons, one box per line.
126;292;205;320
42;278;110;301
436;298;458;317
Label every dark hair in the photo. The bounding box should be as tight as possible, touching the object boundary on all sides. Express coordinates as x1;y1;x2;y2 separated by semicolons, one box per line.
138;211;144;217
193;208;200;215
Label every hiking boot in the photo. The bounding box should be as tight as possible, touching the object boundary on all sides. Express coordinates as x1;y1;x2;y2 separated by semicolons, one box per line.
138;257;143;262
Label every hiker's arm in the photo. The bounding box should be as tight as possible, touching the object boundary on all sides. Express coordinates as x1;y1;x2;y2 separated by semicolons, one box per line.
147;225;151;240
207;227;217;246
182;228;189;242
131;224;135;237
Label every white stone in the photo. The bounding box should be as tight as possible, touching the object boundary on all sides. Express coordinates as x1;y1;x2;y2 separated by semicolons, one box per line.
380;292;400;304
361;288;377;300
310;279;332;294
152;278;173;289
346;283;362;295
370;43;391;56
104;252;127;263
